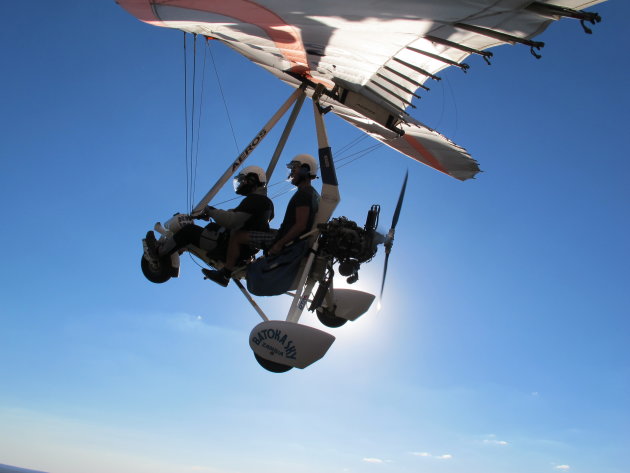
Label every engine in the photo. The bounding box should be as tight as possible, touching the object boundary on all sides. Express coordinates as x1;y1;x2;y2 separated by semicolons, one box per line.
317;206;380;283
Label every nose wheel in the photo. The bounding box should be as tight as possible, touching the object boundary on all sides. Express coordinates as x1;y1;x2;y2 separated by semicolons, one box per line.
316;307;347;328
254;353;293;373
140;254;175;284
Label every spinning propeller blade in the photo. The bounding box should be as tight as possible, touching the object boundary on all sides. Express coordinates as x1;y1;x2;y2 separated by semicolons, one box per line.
379;251;391;302
390;170;408;232
379;170;408;304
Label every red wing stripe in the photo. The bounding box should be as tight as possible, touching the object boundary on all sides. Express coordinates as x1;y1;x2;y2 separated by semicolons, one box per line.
403;134;448;175
118;0;309;72
117;0;165;26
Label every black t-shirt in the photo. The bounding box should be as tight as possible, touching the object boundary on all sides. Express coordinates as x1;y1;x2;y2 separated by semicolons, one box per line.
233;193;274;231
276;185;320;241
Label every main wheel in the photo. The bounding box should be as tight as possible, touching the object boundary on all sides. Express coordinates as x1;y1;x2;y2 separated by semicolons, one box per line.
254;353;293;373
141;254;174;284
316;307;348;328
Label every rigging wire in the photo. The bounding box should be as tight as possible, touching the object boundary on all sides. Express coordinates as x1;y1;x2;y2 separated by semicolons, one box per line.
334;143;382;166
337;143;383;169
270;186;297;200
183;32;190;212
262;131;372;190
183;34;210;212
192;40;209;207
209;140;383;206
336;132;369;156
232;141;385;205
444;74;459;139
184;35;210;269
434;72;446;131
209;43;240;154
189;34;198;211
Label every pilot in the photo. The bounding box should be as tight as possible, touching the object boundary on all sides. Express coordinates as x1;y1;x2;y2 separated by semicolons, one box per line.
143;165;274;263
203;153;320;287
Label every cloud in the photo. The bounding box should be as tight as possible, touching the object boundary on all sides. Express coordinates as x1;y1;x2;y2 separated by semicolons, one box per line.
482;434;509;446
410;452;452;460
555;466;570;471
483;439;509;446
363;458;384;464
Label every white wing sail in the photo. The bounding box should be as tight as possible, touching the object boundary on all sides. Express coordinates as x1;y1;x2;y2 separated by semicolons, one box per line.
118;0;606;180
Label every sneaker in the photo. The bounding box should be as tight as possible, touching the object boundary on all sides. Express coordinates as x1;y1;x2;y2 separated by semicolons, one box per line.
202;268;230;287
144;231;159;261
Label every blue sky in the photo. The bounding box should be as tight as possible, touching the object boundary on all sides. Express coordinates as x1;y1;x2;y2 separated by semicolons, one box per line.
1;1;628;473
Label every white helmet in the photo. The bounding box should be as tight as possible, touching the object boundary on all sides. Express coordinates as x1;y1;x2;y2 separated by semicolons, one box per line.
287;153;318;178
233;165;267;195
240;165;267;185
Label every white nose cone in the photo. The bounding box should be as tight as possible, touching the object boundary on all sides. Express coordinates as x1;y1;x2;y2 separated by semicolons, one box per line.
249;321;335;369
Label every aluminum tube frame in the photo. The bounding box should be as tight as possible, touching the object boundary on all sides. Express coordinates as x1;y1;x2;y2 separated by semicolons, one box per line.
192;87;304;215
234;279;269;322
266;85;307;182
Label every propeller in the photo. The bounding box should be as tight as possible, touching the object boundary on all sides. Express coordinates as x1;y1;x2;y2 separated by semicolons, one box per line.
378;170;408;306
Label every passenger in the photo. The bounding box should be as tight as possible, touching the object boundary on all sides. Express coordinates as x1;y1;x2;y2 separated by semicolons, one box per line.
203;154;320;287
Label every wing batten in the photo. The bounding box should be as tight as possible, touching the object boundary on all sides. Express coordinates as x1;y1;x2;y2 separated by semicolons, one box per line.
526;2;602;23
453;22;546;55
392;57;441;82
376;73;421;99
369;81;416;109
383;66;430;92
424;34;494;64
406;45;471;72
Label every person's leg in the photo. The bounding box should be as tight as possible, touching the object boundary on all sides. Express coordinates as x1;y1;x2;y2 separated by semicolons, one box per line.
171;224;203;255
203;230;276;287
145;224;204;263
224;231;250;271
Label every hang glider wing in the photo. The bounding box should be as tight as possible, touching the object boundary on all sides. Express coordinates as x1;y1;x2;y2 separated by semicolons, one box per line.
118;0;606;180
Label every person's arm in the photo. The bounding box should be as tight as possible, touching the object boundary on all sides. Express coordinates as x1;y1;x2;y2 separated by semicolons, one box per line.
268;206;309;254
206;208;251;230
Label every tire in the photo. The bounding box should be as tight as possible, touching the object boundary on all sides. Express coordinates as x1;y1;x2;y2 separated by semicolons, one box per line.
316;307;348;328
254;353;293;373
141;254;173;284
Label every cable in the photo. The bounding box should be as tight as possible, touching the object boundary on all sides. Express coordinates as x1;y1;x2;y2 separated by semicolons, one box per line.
336;132;369;156
187;252;206;269
337;143;383;169
444;74;459;139
270;185;297;200
435;74;446;131
192;40;209;207
209;43;240;154
183;32;190;212
189;34;198;211
211;194;242;207
262;132;371;190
